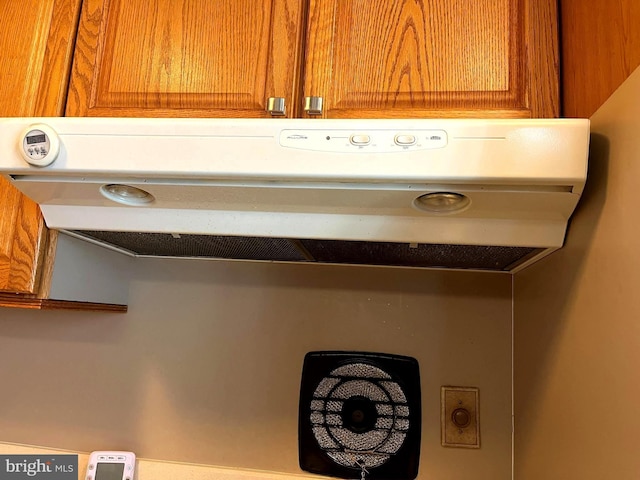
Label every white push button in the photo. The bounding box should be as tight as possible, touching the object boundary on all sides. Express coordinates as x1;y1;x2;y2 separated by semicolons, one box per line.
350;134;371;146
395;134;416;145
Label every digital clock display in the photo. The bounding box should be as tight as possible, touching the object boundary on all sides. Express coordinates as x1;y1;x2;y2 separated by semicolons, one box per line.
26;134;46;144
95;463;125;480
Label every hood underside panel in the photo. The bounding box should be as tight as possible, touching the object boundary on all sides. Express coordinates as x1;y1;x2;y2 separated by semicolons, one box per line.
72;231;542;272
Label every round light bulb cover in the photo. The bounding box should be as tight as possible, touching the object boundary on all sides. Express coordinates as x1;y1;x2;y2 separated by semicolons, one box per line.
100;184;155;206
413;192;471;214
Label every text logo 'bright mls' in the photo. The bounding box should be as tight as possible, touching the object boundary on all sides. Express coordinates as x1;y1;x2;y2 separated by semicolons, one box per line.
0;456;77;480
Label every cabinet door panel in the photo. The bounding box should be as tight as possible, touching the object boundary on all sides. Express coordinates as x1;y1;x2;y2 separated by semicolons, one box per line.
0;0;80;116
0;0;80;294
67;0;306;117
304;0;558;118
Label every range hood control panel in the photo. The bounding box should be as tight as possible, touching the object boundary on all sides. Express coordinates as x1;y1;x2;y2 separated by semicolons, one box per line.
280;129;447;153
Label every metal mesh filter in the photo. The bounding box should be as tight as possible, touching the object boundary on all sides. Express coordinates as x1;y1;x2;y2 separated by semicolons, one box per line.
309;362;410;469
300;239;540;270
332;363;392;379
71;231;541;271
74;231;309;261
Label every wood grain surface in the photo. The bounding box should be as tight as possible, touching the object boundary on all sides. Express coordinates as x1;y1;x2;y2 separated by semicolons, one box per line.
66;0;306;117
525;0;560;118
0;293;128;312
560;0;640;118
0;0;81;116
303;0;558;118
0;178;45;293
0;0;82;295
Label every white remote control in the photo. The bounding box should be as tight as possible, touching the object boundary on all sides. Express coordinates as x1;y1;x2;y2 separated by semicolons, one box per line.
85;451;136;480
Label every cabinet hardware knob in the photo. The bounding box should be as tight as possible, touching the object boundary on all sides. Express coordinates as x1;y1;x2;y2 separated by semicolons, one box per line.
267;97;286;116
304;96;323;115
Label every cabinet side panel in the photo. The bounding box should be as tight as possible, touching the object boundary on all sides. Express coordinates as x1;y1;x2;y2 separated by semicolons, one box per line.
0;178;45;293
560;0;640;118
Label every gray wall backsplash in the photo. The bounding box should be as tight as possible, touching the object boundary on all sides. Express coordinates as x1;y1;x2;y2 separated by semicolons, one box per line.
0;257;512;480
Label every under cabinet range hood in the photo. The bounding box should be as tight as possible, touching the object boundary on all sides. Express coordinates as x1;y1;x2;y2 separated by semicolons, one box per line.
0;117;589;273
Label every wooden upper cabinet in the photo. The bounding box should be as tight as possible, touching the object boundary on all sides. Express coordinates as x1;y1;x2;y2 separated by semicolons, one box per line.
66;0;558;119
302;0;559;118
0;0;81;294
66;0;307;118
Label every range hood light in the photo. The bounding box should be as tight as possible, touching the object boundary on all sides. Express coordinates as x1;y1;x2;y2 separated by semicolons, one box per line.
100;184;155;206
413;192;471;214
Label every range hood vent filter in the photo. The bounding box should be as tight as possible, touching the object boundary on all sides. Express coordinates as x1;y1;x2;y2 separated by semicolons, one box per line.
72;231;542;272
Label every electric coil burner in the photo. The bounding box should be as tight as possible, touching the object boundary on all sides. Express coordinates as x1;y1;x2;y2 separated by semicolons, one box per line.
299;352;421;480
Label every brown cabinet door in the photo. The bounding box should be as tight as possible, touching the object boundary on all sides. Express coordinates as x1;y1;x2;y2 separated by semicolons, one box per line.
0;0;81;294
67;0;307;118
302;0;558;119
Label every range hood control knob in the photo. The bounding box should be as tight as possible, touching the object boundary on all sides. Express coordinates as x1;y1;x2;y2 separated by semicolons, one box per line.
19;124;60;167
395;134;417;146
350;134;371;146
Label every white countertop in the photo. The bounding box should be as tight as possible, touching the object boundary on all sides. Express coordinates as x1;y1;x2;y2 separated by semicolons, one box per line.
0;442;329;480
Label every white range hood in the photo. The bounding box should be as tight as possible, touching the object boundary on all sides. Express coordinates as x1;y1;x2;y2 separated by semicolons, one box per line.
0;117;590;272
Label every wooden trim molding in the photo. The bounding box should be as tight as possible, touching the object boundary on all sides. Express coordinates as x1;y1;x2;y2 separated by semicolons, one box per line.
0;293;127;312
